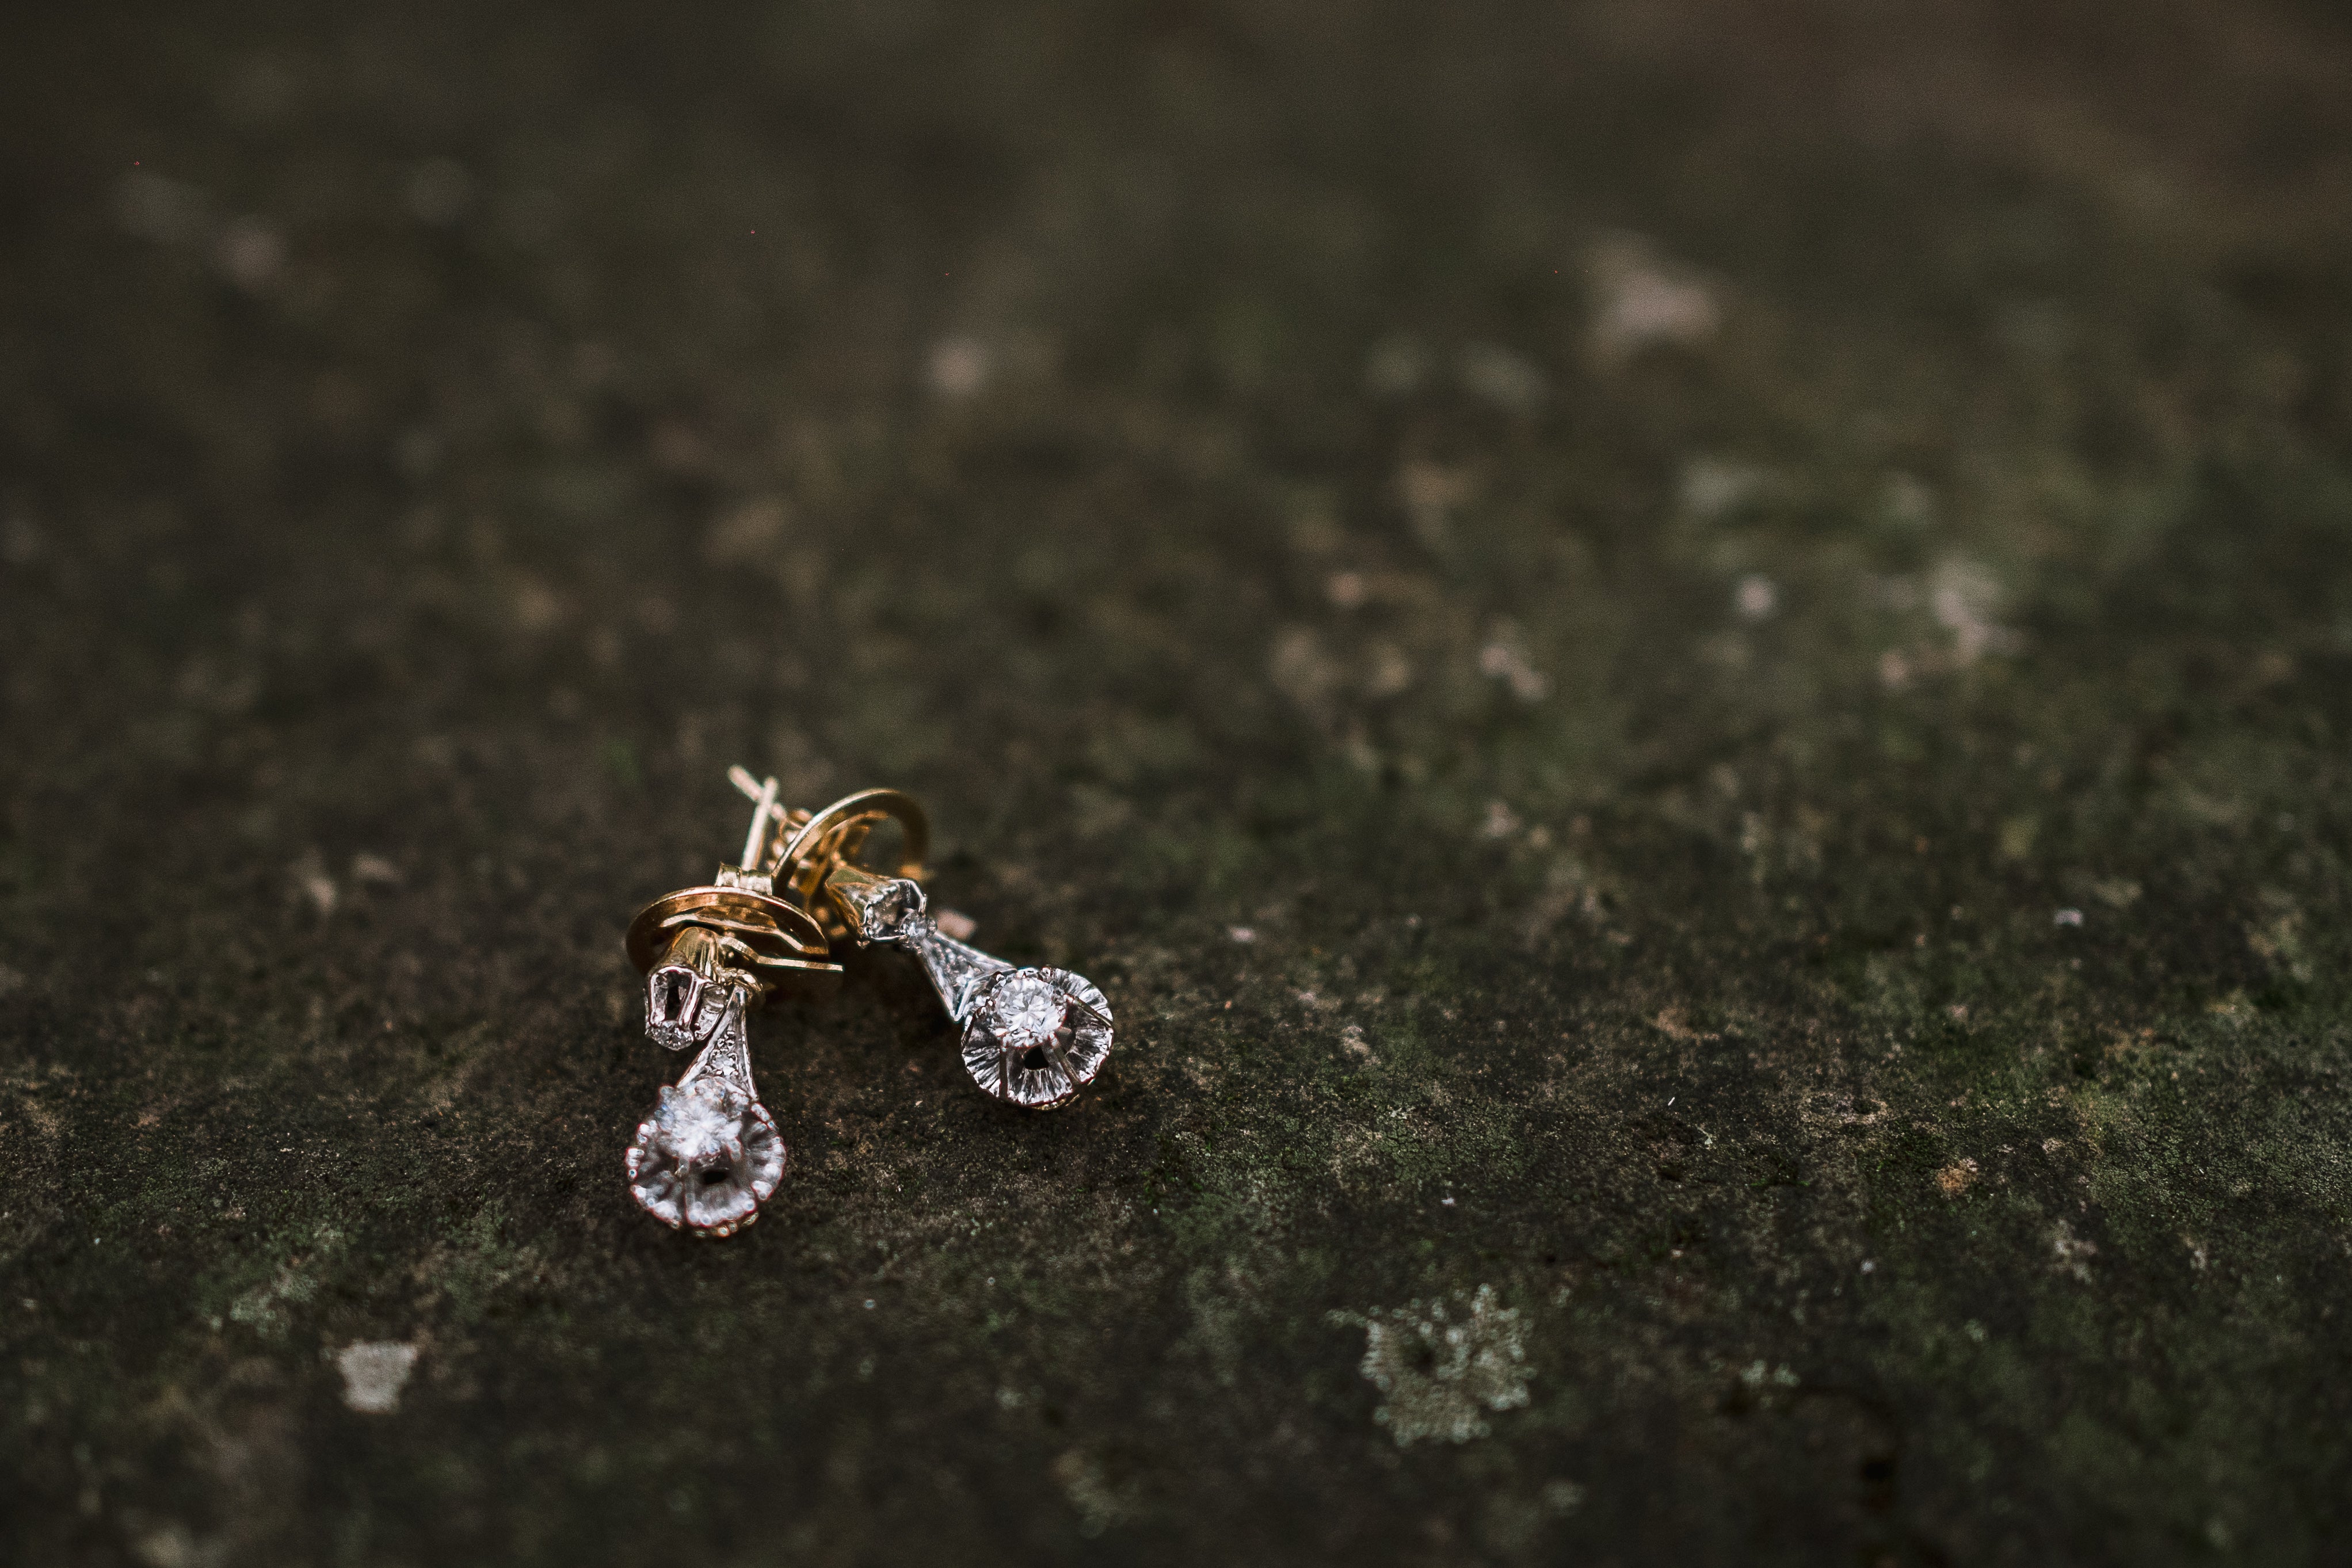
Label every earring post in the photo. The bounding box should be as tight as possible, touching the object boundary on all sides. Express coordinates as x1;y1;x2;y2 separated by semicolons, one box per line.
735;772;779;870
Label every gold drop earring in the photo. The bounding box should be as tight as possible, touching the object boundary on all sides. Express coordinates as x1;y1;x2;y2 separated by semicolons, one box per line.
619;773;841;1237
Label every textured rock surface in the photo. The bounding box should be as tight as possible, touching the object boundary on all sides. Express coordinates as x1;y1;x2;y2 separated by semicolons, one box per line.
6;1;2352;1562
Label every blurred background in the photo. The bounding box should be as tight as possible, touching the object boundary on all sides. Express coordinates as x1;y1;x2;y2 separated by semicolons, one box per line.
5;1;2352;1563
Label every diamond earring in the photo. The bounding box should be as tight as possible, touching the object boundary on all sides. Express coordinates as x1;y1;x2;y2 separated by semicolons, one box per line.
620;771;843;1237
761;780;1116;1110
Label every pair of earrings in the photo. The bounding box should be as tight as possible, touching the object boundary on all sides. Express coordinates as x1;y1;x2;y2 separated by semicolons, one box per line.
619;767;1115;1237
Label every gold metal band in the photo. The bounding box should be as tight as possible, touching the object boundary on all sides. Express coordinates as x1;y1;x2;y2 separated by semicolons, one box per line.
624;885;843;1001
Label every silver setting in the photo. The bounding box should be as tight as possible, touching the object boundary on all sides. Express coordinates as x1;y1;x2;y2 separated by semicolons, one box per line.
644;957;737;1054
831;869;1115;1109
960;966;1113;1109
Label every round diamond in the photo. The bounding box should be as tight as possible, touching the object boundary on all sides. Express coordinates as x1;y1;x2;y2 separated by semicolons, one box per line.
626;1080;786;1237
983;971;1068;1050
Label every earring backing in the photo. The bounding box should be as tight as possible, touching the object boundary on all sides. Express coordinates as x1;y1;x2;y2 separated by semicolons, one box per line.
749;776;1116;1111
620;772;843;1237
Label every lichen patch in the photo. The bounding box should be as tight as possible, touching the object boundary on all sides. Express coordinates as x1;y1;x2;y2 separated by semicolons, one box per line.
1340;1284;1530;1445
332;1341;420;1414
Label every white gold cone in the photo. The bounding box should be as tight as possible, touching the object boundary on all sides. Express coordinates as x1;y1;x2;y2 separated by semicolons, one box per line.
828;868;1115;1109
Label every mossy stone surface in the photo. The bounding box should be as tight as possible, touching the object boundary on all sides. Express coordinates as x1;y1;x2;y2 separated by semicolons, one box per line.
6;2;2352;1562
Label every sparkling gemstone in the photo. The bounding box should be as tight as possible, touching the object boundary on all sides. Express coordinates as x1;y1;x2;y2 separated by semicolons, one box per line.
984;970;1068;1048
625;1079;786;1237
960;967;1114;1109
